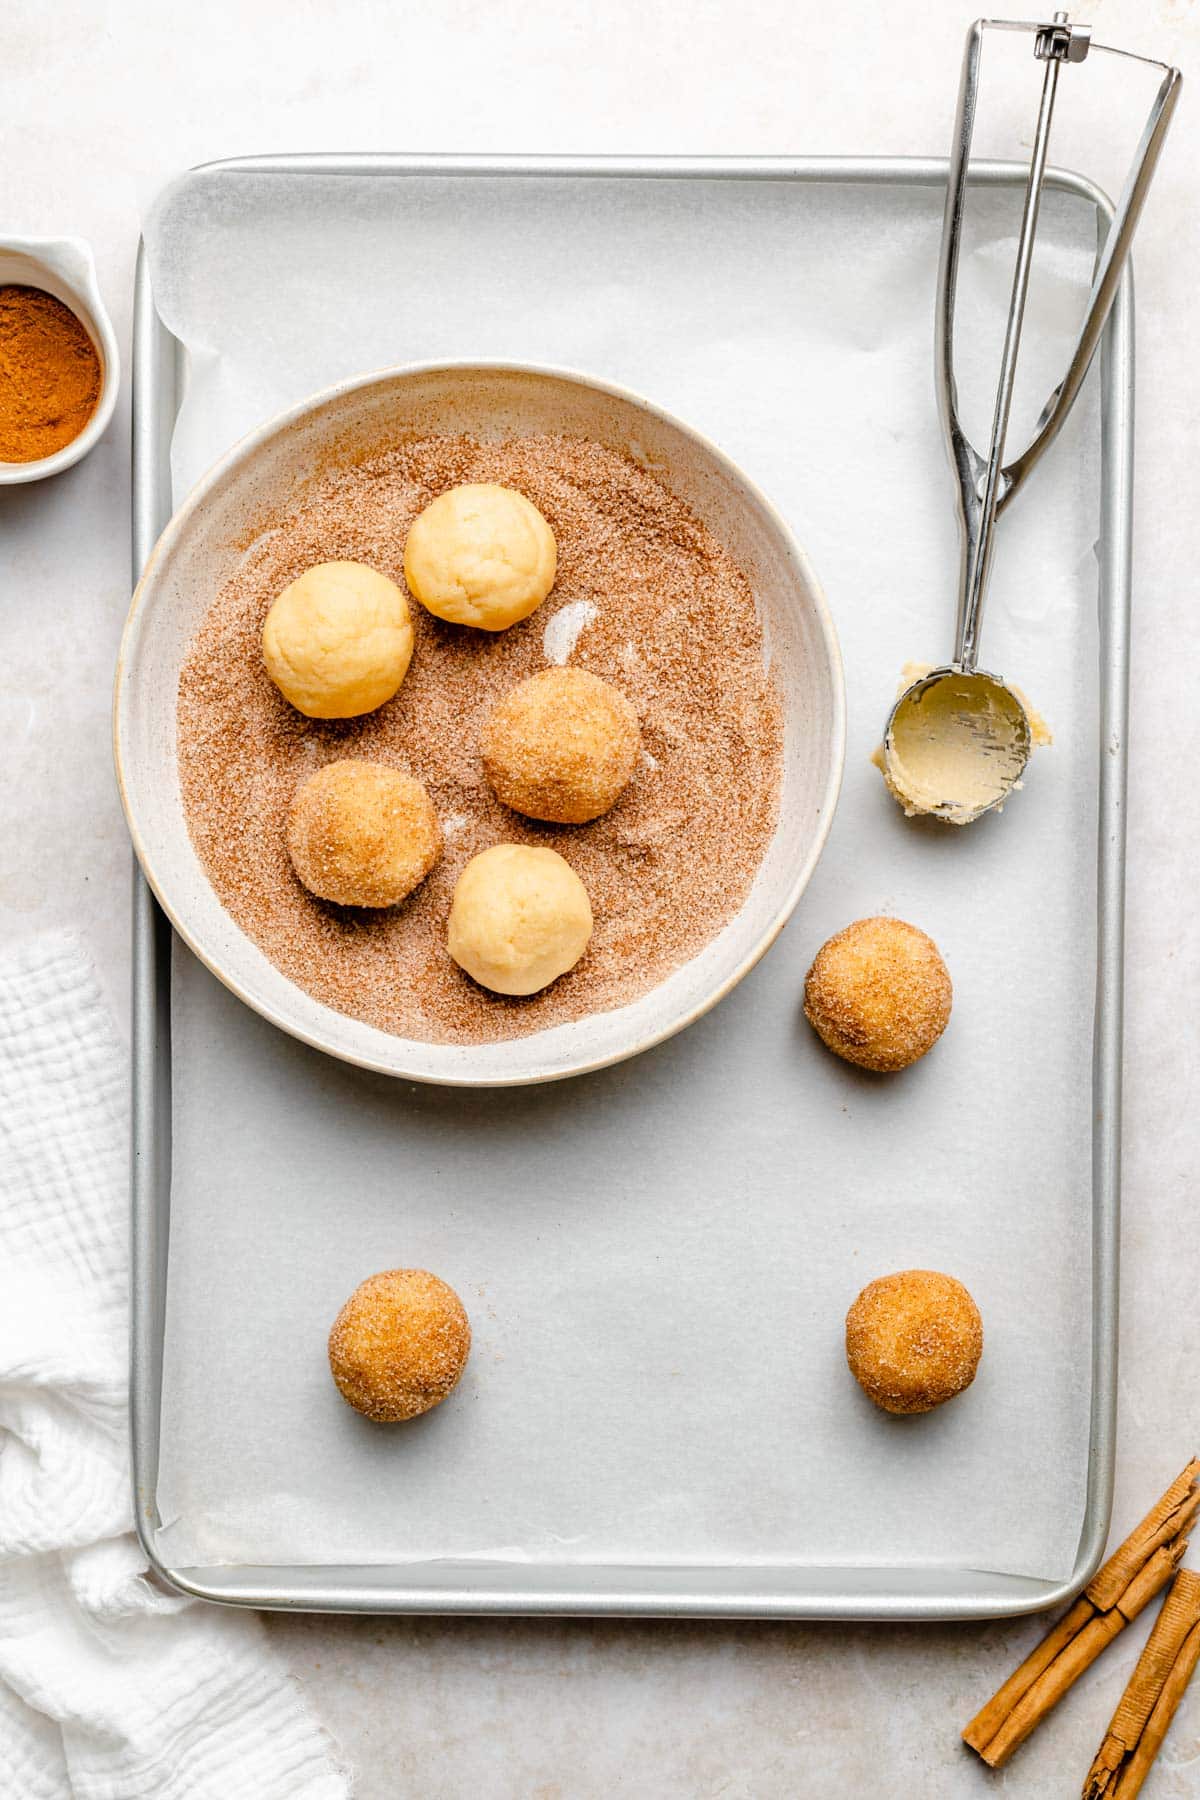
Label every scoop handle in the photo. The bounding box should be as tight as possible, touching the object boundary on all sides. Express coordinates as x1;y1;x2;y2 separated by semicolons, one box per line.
1001;58;1181;506
935;17;1180;672
937;19;1064;671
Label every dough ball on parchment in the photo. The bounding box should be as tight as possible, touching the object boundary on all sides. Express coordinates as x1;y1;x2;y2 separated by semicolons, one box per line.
404;483;557;631
262;560;414;718
447;842;592;996
483;666;641;824
803;916;951;1072
328;1268;471;1423
287;760;441;908
845;1270;983;1415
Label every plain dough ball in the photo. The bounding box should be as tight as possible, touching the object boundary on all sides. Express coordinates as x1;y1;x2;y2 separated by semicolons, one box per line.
803;916;952;1072
448;843;592;995
845;1270;983;1414
403;484;557;631
288;760;441;908
483;667;641;824
328;1269;471;1422
262;560;414;718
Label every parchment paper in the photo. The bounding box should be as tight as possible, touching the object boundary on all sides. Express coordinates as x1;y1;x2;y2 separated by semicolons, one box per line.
144;168;1102;1579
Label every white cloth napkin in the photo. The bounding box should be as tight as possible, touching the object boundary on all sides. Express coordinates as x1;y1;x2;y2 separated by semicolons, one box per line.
0;933;351;1799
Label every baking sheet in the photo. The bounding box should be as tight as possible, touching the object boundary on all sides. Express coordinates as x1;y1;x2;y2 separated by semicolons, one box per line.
143;166;1101;1582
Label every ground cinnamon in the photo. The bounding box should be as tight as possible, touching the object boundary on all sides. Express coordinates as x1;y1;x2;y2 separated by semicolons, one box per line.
0;285;101;462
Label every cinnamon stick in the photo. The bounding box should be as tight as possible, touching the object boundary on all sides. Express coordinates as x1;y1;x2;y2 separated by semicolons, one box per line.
1087;1461;1200;1612
1082;1568;1200;1799
974;1587;1164;1771
1112;1620;1200;1799
964;1460;1200;1768
962;1597;1094;1756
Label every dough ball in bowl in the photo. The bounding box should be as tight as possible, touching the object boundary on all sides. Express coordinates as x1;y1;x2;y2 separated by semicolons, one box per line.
262;560;414;718
329;1268;471;1422
404;483;557;630
845;1269;982;1414
484;667;641;824
804;916;951;1072
288;760;441;908
448;843;592;996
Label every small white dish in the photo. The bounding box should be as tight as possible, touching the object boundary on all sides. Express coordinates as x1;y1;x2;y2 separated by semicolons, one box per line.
115;361;845;1086
0;236;119;484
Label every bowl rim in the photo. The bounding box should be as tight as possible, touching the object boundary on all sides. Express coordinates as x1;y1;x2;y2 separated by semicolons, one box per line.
0;234;121;484
114;357;846;1086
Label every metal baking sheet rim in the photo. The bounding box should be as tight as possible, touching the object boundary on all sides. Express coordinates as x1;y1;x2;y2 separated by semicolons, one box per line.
129;153;1129;1621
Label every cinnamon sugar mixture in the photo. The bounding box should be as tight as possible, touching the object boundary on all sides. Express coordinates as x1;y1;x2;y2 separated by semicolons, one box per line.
177;433;783;1044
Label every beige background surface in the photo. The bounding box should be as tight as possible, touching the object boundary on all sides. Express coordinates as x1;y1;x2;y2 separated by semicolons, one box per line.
5;1;1198;1793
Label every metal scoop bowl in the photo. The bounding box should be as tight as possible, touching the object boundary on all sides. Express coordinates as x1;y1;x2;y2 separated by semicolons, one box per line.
883;664;1031;825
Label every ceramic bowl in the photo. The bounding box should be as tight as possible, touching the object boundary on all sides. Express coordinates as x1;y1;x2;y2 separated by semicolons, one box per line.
0;236;119;483
114;361;844;1085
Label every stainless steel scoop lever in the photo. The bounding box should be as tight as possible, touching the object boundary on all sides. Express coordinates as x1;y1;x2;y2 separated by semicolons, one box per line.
881;13;1180;825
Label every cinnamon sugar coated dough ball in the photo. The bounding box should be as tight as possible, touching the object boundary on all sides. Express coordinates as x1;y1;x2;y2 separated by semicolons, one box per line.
845;1270;983;1414
403;483;557;630
448;843;592;996
804;915;951;1072
483;667;641;824
261;560;414;718
287;761;441;908
328;1269;471;1422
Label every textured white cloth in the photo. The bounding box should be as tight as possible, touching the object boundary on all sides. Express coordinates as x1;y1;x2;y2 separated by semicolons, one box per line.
0;934;351;1799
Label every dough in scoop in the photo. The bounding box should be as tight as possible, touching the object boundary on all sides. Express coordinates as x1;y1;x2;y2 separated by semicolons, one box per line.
262;560;413;718
404;483;557;630
447;843;592;995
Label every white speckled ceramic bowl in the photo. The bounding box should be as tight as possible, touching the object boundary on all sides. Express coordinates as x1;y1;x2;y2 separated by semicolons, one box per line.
115;362;844;1085
0;236;119;483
